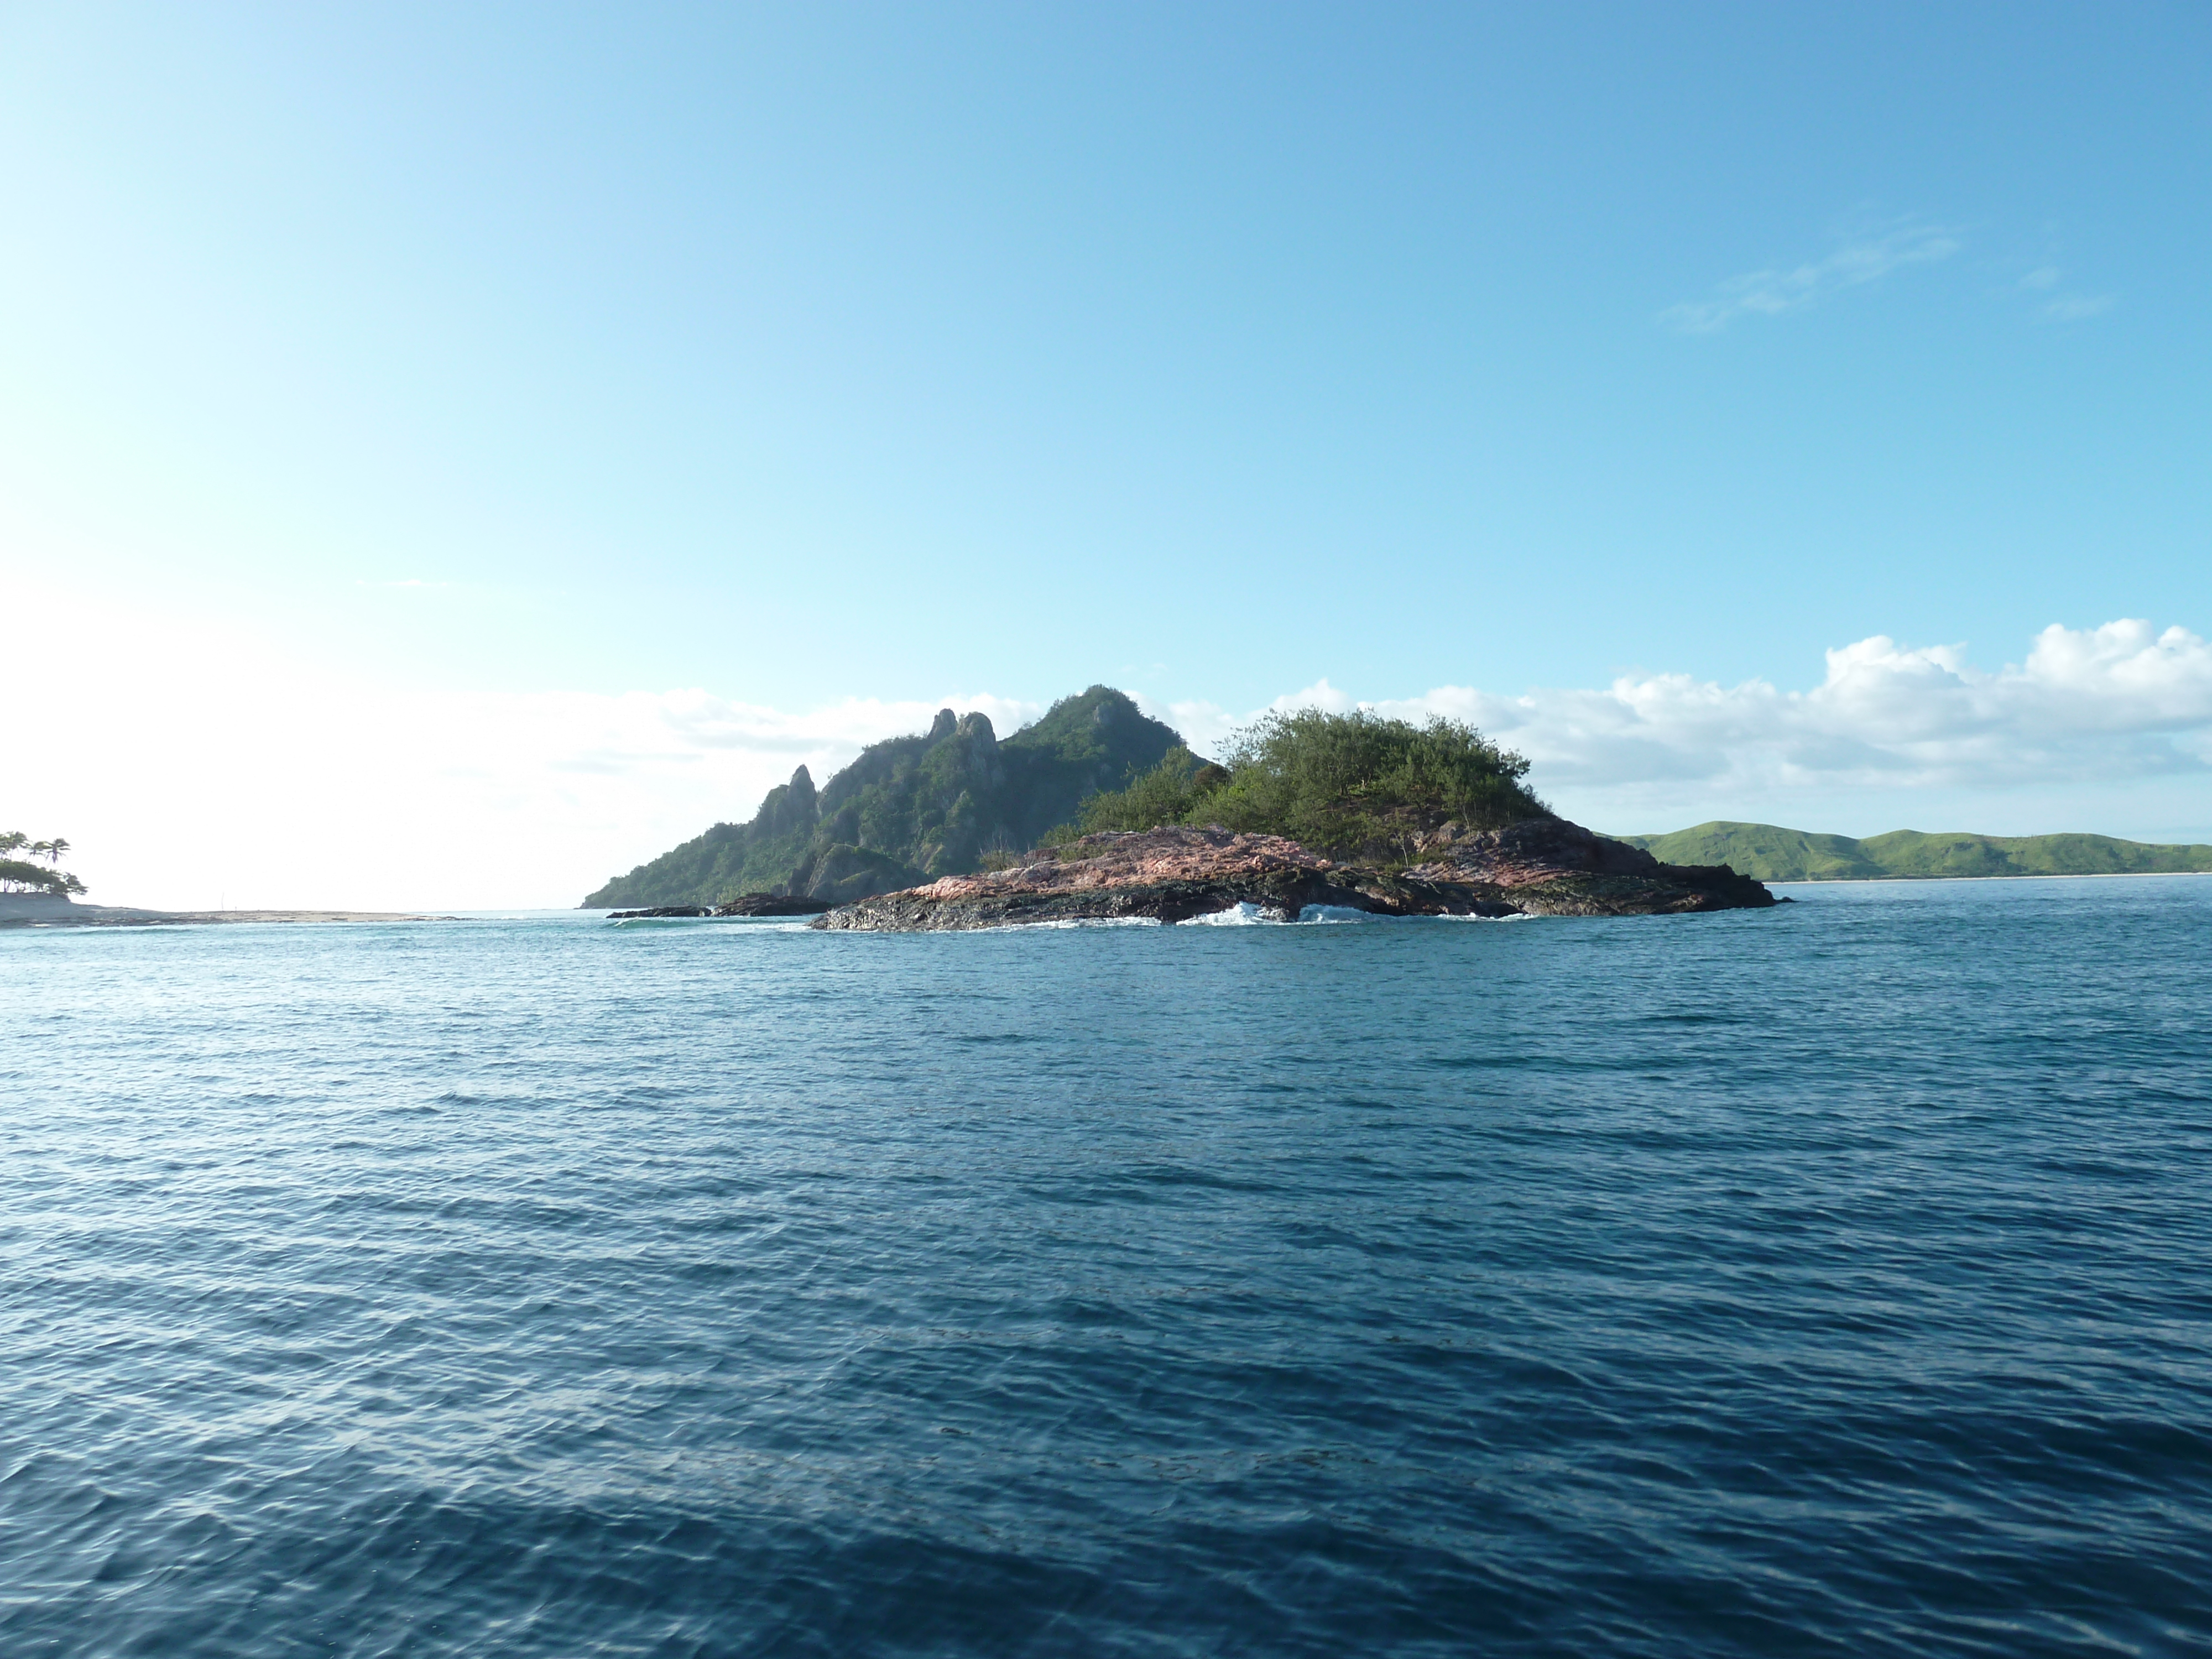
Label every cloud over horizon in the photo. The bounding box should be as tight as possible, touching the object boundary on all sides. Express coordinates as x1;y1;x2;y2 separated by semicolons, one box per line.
1167;620;2212;832
9;620;2211;910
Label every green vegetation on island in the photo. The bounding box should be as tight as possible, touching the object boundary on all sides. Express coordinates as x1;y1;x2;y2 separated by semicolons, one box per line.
1615;822;2212;882
587;693;1554;908
0;832;86;897
1051;708;1547;865
583;687;1184;908
591;684;2204;912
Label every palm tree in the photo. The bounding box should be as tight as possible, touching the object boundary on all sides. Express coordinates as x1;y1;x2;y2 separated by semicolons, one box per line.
44;838;69;867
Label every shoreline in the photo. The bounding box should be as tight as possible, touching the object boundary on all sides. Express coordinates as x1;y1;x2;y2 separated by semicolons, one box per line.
1770;868;2212;886
1;899;458;928
11;866;2199;928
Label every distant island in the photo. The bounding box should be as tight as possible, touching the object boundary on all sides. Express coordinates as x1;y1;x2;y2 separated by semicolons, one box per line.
1616;822;2212;883
0;832;86;898
0;828;452;930
587;687;1777;928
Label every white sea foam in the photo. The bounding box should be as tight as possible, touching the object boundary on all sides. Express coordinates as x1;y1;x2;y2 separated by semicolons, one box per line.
1188;902;1496;926
1185;902;1290;926
996;916;1164;931
1187;902;1420;925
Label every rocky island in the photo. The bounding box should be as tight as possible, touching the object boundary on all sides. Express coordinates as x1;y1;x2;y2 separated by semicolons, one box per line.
589;687;1778;931
813;818;1773;930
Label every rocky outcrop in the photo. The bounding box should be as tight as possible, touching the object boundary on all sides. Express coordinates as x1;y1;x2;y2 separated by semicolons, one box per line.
1400;817;1777;915
716;894;836;916
813;828;1515;930
608;895;837;918
810;820;1776;931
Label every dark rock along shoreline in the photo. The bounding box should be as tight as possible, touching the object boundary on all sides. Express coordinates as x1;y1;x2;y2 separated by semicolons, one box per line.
609;895;835;920
810;818;1776;932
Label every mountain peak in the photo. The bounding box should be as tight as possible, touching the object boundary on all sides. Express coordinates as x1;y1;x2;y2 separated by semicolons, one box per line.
582;687;1182;909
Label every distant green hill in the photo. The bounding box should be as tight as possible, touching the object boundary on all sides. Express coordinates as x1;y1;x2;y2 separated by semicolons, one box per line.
583;686;1185;907
1615;821;2212;882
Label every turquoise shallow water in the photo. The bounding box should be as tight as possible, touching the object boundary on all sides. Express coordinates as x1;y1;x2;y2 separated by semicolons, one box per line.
4;879;2210;1656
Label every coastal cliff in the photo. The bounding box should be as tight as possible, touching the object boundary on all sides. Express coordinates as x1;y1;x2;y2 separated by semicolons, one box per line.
583;687;1182;909
812;820;1775;930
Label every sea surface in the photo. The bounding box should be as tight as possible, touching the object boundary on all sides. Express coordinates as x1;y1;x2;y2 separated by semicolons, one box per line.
4;878;2210;1657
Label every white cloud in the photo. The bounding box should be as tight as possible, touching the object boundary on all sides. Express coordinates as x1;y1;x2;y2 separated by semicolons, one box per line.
2041;294;2114;322
10;617;2210;911
1323;621;2212;831
1665;222;1962;333
3;612;1042;911
1137;680;1358;756
2012;263;2113;322
1159;623;2212;827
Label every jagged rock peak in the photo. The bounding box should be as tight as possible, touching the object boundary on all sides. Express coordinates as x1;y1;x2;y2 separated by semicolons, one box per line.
578;684;1185;910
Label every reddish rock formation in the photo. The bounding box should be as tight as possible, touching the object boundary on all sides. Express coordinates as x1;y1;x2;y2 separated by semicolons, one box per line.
1399;818;1772;916
909;827;1337;899
812;820;1775;931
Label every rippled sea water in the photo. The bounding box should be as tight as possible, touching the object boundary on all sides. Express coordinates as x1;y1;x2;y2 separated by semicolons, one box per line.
5;879;2211;1657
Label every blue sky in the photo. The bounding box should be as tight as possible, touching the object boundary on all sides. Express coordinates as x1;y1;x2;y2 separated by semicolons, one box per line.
6;4;2210;905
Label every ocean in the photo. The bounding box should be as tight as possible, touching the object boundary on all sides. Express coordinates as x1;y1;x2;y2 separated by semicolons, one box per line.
4;878;2209;1656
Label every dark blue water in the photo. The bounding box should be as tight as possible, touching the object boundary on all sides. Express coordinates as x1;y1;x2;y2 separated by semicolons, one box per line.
5;880;2211;1657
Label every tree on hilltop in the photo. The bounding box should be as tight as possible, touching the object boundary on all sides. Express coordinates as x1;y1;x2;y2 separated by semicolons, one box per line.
1047;708;1550;866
